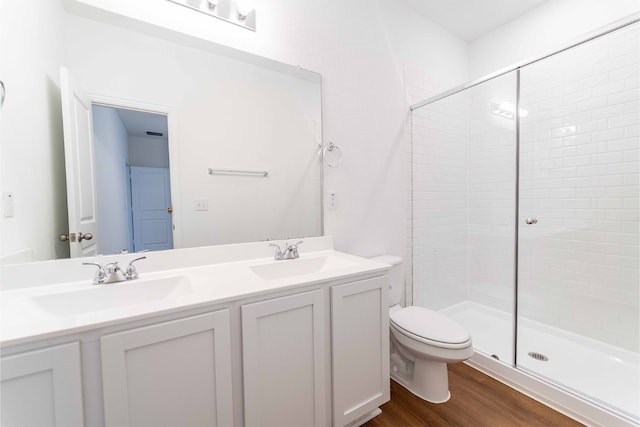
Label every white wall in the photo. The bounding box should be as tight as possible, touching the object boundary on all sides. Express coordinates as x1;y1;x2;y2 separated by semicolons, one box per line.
92;105;131;255
469;0;640;79
128;136;169;169
68;0;469;263
0;0;69;262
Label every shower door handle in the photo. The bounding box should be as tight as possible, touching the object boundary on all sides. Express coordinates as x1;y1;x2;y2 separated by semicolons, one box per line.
525;218;538;225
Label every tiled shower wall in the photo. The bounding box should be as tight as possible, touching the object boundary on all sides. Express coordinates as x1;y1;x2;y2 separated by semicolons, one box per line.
405;68;466;307
518;23;639;351
467;75;517;313
410;22;638;351
409;82;470;310
410;73;518;313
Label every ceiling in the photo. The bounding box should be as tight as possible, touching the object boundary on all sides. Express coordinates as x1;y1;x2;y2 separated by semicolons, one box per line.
402;0;549;42
116;108;168;138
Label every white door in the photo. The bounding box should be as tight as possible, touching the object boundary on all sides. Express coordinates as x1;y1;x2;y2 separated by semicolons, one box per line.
130;166;173;252
60;67;99;257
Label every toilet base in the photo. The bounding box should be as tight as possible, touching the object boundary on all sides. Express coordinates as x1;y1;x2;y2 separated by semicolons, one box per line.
412;358;451;403
390;349;452;404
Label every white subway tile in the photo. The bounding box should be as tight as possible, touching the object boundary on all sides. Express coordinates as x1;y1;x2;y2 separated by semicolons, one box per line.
607;138;640;153
625;125;639;137
606;209;639;221
563;88;593;105
607;88;640;106
578;73;609;90
564;111;593;125
575;96;608;113
592;127;625;142
593;56;627;74
609;113;640;129
562;134;593;149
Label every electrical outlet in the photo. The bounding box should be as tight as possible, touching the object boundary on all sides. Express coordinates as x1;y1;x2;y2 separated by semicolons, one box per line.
194;198;209;211
327;191;337;210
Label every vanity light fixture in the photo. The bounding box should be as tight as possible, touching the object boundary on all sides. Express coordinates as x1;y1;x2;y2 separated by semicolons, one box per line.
167;0;256;31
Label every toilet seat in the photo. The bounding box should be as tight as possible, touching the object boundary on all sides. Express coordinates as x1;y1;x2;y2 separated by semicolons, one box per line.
390;306;471;350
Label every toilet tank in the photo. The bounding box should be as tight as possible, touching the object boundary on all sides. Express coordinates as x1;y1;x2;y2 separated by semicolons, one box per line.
369;255;403;306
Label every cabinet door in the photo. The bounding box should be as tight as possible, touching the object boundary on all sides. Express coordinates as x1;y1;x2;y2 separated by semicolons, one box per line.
1;342;84;427
332;276;389;426
242;289;326;427
101;310;233;427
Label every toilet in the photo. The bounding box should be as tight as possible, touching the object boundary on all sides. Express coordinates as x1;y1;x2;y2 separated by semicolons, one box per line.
371;255;473;403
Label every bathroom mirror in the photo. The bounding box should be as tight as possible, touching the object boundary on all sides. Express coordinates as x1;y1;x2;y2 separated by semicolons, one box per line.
0;1;323;264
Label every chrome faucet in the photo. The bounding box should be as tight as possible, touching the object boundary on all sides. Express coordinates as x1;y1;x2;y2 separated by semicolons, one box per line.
83;256;147;285
269;241;303;260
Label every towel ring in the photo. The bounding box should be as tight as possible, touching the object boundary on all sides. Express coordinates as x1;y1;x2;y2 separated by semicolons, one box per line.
323;142;343;168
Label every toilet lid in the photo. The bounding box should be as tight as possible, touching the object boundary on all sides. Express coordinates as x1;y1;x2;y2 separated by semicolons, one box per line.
390;306;470;345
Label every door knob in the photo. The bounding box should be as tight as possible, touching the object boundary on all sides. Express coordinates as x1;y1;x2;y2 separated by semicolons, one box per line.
167;207;173;214
525;218;538;225
78;232;93;241
59;234;69;241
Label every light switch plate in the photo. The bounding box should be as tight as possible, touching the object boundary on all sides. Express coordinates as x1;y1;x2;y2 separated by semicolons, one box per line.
327;191;337;210
3;191;15;218
194;198;209;211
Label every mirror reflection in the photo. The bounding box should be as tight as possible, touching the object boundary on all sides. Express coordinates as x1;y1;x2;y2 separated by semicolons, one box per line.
0;1;323;264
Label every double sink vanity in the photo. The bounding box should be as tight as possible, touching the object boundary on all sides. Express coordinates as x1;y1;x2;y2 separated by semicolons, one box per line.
0;237;391;427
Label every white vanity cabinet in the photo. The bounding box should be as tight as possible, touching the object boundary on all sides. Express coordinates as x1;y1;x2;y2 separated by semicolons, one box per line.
241;289;327;427
1;246;391;427
331;276;390;427
0;342;84;427
100;310;234;427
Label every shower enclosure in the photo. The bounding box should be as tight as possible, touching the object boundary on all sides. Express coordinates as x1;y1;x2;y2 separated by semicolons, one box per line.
411;19;639;423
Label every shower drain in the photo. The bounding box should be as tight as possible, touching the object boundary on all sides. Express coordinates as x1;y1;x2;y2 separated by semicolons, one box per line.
528;352;549;361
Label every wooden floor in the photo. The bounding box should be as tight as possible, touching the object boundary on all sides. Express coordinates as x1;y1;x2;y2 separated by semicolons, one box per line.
363;363;584;427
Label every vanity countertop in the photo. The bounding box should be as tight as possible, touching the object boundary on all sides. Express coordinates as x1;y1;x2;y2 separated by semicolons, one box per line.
0;248;390;347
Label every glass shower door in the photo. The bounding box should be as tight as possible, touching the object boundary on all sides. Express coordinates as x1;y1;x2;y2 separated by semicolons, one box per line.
411;71;517;365
517;22;640;420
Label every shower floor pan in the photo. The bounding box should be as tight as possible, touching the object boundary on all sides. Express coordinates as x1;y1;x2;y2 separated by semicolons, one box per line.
441;301;639;419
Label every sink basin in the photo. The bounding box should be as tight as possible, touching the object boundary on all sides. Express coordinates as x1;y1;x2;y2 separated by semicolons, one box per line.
249;255;357;281
31;276;192;315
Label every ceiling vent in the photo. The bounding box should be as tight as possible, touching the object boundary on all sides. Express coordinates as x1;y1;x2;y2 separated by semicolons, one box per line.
146;131;164;137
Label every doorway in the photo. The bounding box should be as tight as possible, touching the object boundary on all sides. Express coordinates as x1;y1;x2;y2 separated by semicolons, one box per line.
91;105;173;254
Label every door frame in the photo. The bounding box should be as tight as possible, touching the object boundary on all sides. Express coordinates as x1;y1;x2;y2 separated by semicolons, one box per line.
86;93;182;249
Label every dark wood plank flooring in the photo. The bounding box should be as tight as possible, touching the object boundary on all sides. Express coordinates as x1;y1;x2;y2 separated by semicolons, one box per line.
364;363;584;427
